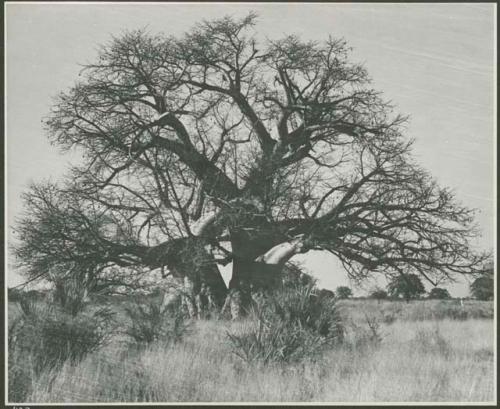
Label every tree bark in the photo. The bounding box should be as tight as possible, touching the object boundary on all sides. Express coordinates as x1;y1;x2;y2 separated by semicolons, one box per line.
157;237;228;318
225;232;306;319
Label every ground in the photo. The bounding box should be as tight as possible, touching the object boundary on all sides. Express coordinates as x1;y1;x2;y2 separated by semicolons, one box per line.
7;298;495;403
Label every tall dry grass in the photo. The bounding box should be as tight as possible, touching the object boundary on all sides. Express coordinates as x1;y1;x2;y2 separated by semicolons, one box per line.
25;316;495;403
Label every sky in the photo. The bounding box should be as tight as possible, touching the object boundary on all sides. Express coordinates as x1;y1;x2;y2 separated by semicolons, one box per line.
4;2;496;296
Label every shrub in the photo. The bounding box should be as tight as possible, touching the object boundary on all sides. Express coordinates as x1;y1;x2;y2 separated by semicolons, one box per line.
381;312;397;325
15;301;114;372
318;288;335;299
369;289;388;300
335;286;353;299
470;275;494;301
8;297;114;402
10;289;46;304
227;283;344;364
124;299;190;346
413;325;452;358
387;274;425;301
7;287;23;302
345;313;384;350
428;287;451;300
281;262;316;288
18;295;41;316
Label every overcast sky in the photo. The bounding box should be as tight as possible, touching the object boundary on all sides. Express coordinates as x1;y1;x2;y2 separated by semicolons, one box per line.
5;3;496;296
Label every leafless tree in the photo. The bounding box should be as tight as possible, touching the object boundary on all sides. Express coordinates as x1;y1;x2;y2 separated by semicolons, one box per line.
12;14;489;317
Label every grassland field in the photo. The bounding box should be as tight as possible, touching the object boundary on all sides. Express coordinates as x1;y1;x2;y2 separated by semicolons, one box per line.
7;297;496;403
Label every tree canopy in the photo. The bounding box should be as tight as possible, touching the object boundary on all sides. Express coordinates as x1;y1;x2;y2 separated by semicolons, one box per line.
12;14;489;317
427;287;451;300
335;286;352;299
369;288;388;300
387;273;426;300
470;262;494;301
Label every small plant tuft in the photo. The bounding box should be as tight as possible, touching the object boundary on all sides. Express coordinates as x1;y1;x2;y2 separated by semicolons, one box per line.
413;325;452;358
344;312;384;350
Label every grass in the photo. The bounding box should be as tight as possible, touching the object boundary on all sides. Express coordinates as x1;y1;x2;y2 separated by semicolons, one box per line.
8;297;116;402
337;298;494;322
8;297;493;404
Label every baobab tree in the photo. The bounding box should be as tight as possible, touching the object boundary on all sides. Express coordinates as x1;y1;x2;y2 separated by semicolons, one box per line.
12;14;489;318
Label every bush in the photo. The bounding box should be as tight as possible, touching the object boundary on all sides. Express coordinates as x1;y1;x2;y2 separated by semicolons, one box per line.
9;289;46;304
369;289;388;300
387;274;425;301
124;299;190;346
346;313;384;349
413;326;452;358
14;300;114;372
381;312;396;325
335;286;353;299
470;275;494;301
8;287;23;302
8;297;115;402
227;283;344;364
428;287;451;300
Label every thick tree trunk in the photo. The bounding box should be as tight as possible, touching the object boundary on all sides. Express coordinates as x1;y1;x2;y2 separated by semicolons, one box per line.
178;267;228;318
224;258;283;319
160;264;228;318
158;237;228;319
224;231;305;319
223;229;271;318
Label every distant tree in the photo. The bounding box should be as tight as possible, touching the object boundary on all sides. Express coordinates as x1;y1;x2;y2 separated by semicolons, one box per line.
470;262;494;300
369;288;388;300
470;277;494;301
428;287;451;300
335;286;353;299
387;274;425;301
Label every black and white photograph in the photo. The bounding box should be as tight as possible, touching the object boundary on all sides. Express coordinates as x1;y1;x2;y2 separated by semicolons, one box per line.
4;2;496;405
